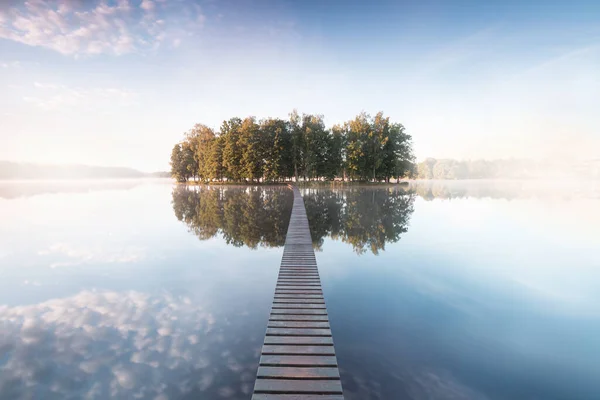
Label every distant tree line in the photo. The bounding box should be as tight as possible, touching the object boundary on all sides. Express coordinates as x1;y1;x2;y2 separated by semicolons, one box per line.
171;185;415;255
170;111;415;183
416;158;600;180
417;158;528;179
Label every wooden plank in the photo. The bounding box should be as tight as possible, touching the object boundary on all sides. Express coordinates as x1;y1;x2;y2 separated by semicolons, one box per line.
259;355;338;367
262;345;335;355
272;304;326;309
253;395;344;400
268;321;330;329
254;379;343;394
270;309;327;315
274;294;324;299
269;315;329;321
277;277;321;280
263;336;334;345
266;328;332;337
257;366;340;379
275;291;323;295
277;277;321;281
278;269;319;273
273;299;325;304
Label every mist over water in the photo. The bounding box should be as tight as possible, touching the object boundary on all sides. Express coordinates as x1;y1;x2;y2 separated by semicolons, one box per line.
0;180;598;399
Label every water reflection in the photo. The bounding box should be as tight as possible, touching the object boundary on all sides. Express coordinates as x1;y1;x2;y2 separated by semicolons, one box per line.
171;185;293;248
0;290;261;399
411;179;600;200
171;186;416;255
303;188;415;255
2;181;599;400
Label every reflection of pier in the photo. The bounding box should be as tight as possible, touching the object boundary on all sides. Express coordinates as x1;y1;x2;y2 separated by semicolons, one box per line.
252;186;344;399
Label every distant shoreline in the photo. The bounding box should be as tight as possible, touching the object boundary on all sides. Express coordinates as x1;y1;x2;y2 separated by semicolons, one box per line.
0;160;169;180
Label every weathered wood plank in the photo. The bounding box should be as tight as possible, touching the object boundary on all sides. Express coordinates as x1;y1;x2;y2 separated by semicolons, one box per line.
272;304;326;309
277;282;322;286
274;294;324;299
270;309;327;315
269;315;329;321
268;321;330;329
266;328;332;337
263;336;334;345
257;366;340;379
275;291;324;296
277;277;321;281
273;299;325;304
254;379;343;394
259;355;338;367
252;395;344;400
262;345;336;355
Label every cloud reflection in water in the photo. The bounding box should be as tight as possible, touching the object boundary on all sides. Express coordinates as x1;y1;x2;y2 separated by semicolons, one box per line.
0;290;259;399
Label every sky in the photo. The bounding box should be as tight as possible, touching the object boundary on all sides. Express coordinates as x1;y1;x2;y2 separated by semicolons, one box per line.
0;0;599;172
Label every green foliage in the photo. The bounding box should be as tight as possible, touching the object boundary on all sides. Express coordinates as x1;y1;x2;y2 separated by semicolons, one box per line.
221;117;243;181
169;111;415;183
238;117;263;182
186;124;216;182
170;143;195;182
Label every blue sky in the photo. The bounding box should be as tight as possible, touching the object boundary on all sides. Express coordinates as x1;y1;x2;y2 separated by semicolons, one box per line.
1;0;599;171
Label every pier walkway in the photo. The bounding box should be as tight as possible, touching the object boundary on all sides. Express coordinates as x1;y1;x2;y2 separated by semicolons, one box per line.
252;186;344;399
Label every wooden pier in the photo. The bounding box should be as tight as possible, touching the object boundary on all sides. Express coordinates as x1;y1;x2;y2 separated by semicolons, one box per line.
252;186;344;399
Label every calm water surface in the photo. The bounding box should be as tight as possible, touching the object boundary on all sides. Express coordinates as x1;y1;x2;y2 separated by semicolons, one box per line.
0;180;599;400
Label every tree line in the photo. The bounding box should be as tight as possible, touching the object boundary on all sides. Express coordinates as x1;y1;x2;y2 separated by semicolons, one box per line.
171;185;415;255
170;111;415;183
416;158;600;180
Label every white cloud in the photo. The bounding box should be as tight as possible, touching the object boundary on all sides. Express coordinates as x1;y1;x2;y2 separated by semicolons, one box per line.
0;0;205;56
0;60;20;68
23;83;138;110
140;0;154;12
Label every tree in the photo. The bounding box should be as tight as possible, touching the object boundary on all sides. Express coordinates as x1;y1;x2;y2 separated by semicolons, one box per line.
221;117;243;181
186;124;216;182
170;142;196;182
289;110;303;181
345;113;369;181
207;135;225;181
238;117;263;182
328;125;346;180
298;113;328;180
261;118;289;182
170;144;186;182
170;110;415;183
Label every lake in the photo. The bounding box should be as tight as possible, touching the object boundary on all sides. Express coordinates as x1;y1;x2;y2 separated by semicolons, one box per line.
0;180;599;400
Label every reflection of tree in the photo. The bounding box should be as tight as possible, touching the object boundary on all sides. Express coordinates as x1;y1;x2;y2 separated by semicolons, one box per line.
409;180;598;200
171;186;293;248
172;186;415;255
303;188;415;255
